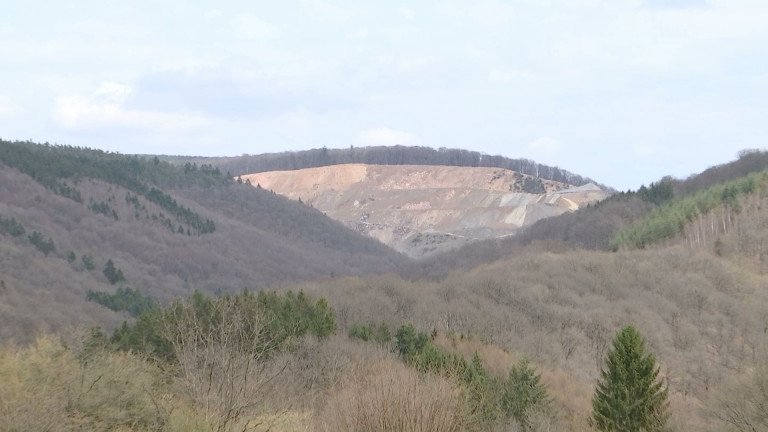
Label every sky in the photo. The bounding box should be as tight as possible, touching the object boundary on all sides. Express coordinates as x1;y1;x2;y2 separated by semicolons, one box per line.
1;0;767;190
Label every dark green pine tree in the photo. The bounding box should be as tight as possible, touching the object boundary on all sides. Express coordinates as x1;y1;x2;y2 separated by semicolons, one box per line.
103;259;125;285
502;358;551;428
592;325;669;432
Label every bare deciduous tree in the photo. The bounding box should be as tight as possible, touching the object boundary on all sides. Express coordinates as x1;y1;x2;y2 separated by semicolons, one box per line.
159;296;292;431
712;363;768;432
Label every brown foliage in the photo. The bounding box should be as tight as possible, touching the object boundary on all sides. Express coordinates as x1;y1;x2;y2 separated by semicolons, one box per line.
710;360;768;432
290;246;768;430
0;335;168;431
318;358;470;432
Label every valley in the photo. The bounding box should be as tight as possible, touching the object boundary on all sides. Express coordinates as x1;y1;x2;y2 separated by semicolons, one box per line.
1;141;767;432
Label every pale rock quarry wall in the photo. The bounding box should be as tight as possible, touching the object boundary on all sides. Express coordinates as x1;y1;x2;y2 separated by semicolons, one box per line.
242;164;606;258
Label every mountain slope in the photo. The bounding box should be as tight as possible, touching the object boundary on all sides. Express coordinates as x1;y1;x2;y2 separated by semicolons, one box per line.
0;141;404;341
403;150;768;279
288;244;768;431
243;164;606;257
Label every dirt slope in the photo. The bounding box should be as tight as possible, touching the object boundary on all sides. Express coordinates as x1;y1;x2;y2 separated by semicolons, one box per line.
243;164;607;257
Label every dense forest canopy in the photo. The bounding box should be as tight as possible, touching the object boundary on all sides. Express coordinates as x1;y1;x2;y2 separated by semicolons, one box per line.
161;145;604;188
0;139;230;190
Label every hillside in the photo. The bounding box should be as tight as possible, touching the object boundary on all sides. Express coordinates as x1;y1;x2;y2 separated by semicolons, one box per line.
287;245;768;431
3;143;768;431
0;141;404;341
405;150;768;279
243;164;606;257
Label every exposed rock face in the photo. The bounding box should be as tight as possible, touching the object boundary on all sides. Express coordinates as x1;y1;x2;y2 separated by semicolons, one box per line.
243;164;607;257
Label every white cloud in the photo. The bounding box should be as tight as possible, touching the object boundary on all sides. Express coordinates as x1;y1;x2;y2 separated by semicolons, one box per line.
380;26;410;38
400;7;415;20
375;54;434;73
527;137;562;155
52;82;207;131
633;144;659;156
753;73;768;88
395;56;433;73
488;68;534;82
0;95;22;118
376;55;394;65
204;9;222;18
230;14;280;40
346;27;369;39
644;0;709;9
300;0;358;22
439;1;517;26
359;127;419;146
93;82;132;104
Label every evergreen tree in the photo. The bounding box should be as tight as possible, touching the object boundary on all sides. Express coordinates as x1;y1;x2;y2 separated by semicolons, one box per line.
592;325;669;432
27;231;55;256
0;216;25;237
395;323;430;361
502;358;551;428
103;259;125;285
82;254;95;270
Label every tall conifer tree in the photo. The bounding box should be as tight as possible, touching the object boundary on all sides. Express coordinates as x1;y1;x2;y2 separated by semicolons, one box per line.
592;325;669;432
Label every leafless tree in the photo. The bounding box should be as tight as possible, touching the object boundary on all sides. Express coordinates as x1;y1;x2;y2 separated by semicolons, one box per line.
159;297;292;431
712;363;768;432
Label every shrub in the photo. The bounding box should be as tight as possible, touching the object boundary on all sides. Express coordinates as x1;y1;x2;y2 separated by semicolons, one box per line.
320;359;470;432
0;335;167;431
349;321;392;345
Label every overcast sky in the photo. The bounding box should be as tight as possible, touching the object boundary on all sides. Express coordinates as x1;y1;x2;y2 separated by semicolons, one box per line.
1;0;767;190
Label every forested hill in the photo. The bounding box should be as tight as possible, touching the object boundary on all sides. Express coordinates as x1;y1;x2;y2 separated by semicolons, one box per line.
403;149;768;279
162;145;603;188
0;140;404;341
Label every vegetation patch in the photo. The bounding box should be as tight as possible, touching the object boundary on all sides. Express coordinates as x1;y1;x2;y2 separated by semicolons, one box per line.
27;230;56;256
609;171;763;250
86;287;157;317
0;214;25;237
111;290;336;362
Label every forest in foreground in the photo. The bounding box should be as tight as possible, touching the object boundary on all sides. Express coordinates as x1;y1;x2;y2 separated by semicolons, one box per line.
2;142;768;431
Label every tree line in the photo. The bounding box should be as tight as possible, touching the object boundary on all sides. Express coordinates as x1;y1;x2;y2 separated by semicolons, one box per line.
0;140;229;192
170;145;601;187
